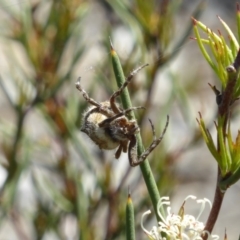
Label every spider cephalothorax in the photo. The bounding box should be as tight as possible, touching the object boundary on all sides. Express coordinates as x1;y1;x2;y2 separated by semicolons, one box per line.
76;64;169;167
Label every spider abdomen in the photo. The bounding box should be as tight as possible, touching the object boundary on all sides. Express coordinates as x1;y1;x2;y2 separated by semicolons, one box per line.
81;107;120;150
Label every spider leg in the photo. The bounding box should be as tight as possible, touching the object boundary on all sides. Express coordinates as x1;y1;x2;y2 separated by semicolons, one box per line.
76;77;101;108
115;144;123;159
122;140;128;152
148;118;157;141
115;140;128;159
98;106;145;127
110;63;149;114
128;135;138;167
128;115;169;167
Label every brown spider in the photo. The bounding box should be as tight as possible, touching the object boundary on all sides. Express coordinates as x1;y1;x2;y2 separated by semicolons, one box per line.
76;64;169;167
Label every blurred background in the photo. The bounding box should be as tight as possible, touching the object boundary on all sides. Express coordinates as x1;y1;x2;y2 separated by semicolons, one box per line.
0;0;239;239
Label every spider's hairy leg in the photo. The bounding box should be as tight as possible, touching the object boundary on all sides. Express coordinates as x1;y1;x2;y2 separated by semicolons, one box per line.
115;145;123;159
98;106;145;127
75;77;101;108
110;63;149;114
121;140;128;152
128;115;169;167
115;141;128;159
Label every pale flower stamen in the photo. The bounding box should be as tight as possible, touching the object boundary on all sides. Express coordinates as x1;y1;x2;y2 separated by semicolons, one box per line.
196;198;212;221
141;210;153;236
157;196;170;225
184;195;197;201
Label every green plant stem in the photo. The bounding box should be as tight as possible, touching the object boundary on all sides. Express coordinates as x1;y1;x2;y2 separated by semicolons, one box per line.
110;43;163;221
126;193;135;240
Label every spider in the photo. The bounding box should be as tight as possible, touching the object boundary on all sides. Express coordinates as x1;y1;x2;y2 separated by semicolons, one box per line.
75;64;169;167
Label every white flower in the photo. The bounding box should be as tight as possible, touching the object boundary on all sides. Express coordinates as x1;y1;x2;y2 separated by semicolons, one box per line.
141;196;219;240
